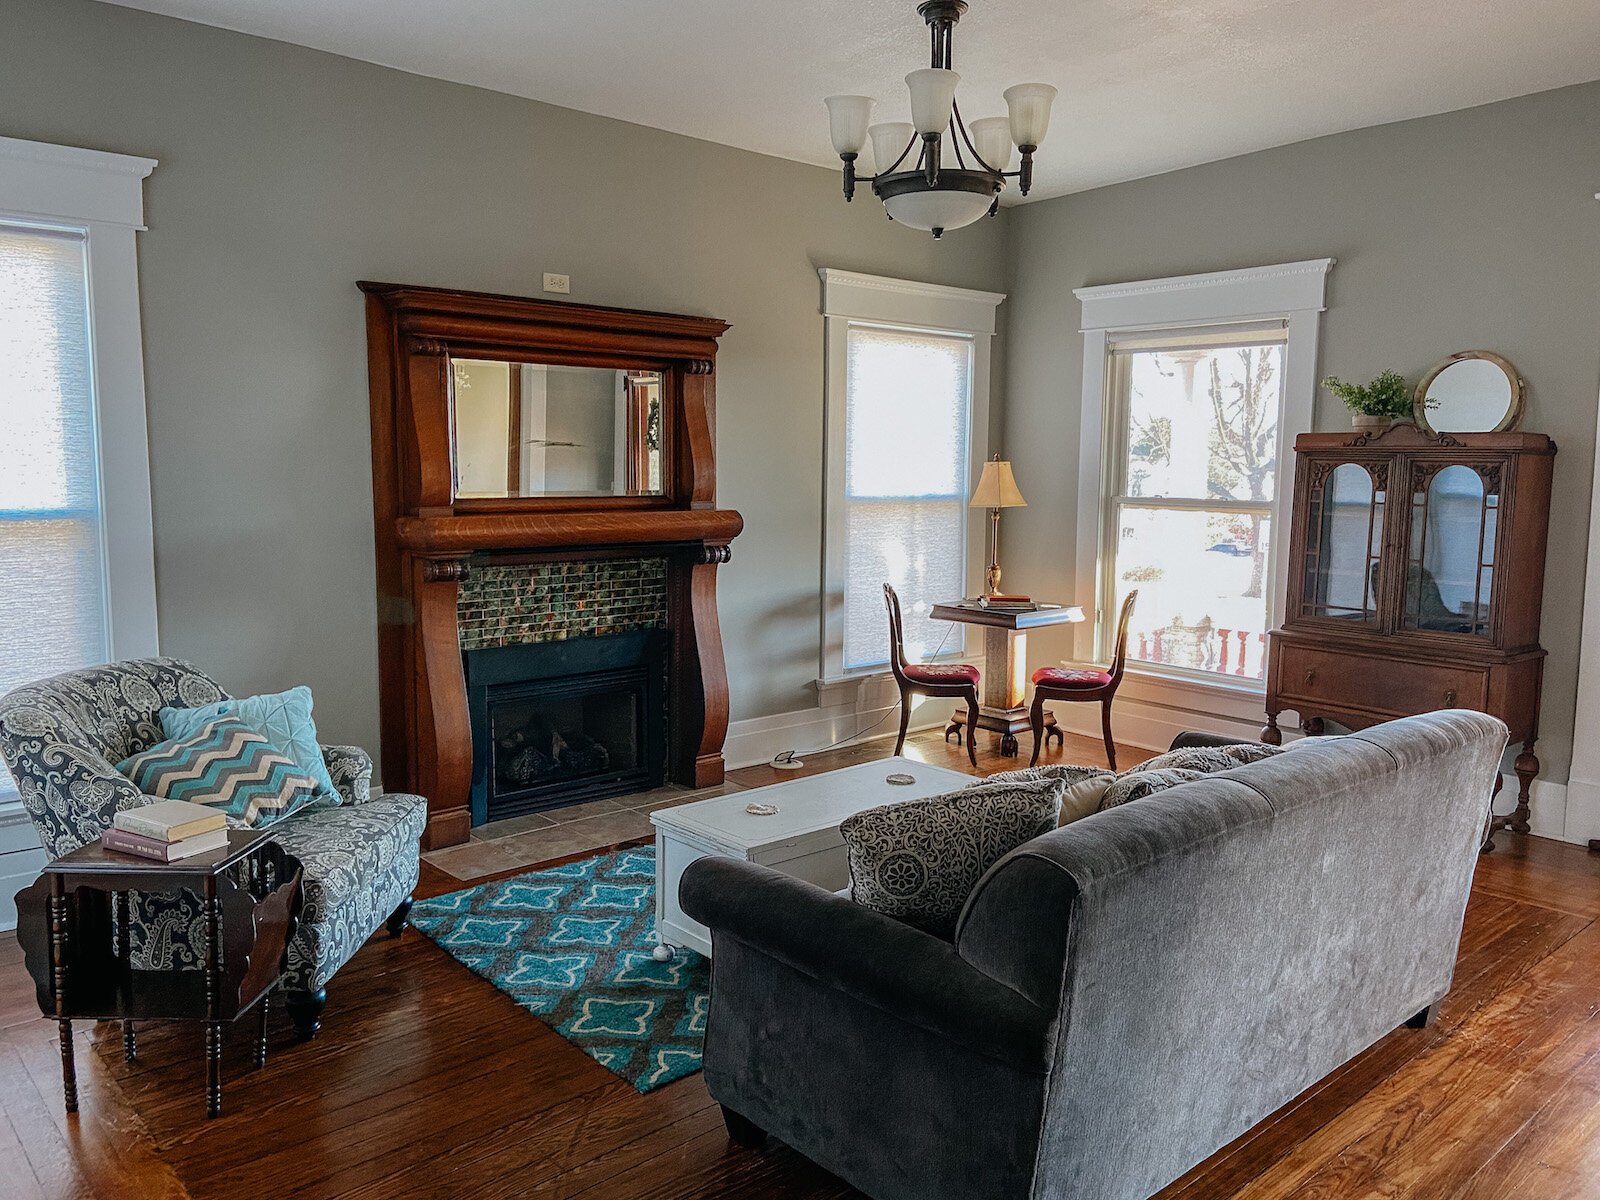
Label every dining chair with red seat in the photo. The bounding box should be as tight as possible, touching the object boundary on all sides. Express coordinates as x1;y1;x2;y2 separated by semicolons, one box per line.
883;583;980;768
1029;589;1138;770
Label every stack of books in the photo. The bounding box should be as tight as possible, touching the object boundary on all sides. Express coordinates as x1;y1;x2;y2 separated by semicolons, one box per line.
103;800;229;862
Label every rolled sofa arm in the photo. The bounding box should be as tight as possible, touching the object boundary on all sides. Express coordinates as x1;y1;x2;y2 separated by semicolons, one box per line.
680;856;1053;1072
320;743;373;804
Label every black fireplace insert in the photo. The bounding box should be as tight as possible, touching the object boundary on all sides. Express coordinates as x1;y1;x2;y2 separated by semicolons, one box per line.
464;631;669;824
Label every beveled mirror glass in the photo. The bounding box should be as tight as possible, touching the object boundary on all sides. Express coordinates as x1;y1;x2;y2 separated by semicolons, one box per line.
449;359;664;499
1414;351;1524;434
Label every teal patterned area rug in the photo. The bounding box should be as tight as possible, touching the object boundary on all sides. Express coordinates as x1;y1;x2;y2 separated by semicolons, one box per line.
410;845;709;1092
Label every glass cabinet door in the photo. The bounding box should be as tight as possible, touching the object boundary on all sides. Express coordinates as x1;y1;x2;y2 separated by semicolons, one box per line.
1402;463;1498;637
1301;462;1386;622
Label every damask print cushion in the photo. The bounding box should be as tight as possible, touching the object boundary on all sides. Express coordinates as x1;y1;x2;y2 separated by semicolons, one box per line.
841;776;1067;938
1131;742;1283;777
161;685;339;806
118;716;319;828
975;763;1112;826
1098;767;1209;811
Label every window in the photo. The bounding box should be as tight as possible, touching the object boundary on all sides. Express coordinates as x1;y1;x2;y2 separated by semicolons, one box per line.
841;324;973;668
0;137;160;806
1074;259;1331;693
820;270;1003;680
1102;329;1285;680
0;224;110;701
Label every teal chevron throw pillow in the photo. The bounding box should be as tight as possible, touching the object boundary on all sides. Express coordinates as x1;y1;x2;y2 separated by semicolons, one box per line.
118;716;319;828
160;685;339;806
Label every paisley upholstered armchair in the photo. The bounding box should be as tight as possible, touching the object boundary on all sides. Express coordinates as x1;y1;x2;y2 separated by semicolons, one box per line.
0;657;425;1039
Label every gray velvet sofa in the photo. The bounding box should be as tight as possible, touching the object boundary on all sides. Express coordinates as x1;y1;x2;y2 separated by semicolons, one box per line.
680;710;1505;1200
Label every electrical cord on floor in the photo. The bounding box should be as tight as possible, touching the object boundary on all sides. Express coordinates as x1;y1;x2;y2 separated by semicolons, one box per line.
769;619;957;769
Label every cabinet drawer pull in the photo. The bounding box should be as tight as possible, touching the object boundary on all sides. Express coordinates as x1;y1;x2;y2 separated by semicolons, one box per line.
1444;689;1456;706
1305;669;1317;686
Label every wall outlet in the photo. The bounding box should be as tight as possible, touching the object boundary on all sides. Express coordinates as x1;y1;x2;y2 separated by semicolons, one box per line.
543;272;571;294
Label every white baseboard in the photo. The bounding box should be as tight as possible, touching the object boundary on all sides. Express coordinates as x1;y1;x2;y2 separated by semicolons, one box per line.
725;682;949;770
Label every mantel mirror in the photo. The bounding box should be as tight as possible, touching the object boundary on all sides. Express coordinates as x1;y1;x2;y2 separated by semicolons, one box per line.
450;358;665;499
1414;350;1525;435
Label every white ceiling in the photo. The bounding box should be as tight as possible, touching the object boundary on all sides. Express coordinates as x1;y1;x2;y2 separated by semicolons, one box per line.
104;0;1600;200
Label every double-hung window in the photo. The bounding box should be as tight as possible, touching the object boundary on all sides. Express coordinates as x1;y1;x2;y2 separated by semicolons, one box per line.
1102;328;1286;680
1075;260;1332;691
0;137;160;812
820;270;1003;679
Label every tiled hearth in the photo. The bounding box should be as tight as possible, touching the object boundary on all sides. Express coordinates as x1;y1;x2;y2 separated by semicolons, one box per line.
423;779;747;880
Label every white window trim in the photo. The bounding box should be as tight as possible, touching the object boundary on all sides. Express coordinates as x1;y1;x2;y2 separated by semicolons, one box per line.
818;268;1006;684
1072;258;1334;688
0;137;160;814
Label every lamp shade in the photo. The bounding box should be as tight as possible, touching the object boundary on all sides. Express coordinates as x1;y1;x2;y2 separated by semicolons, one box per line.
1003;83;1057;147
868;121;916;174
969;459;1027;508
824;95;875;156
968;116;1013;172
906;68;960;135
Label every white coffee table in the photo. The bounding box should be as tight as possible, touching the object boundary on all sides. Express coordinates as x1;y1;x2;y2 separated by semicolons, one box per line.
650;756;972;960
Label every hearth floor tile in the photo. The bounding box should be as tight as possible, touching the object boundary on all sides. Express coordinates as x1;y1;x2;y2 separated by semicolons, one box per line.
423;840;527;882
543;796;627;823
469;811;557;841
620;780;747;811
494;808;656;867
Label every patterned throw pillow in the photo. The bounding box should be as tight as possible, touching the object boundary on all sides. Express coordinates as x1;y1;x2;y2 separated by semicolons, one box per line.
118;716;319;828
161;685;339;806
977;763;1112;826
1099;767;1209;810
841;776;1066;938
1132;742;1283;776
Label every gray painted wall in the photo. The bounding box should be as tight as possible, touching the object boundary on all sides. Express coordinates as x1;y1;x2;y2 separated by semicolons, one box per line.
0;0;1007;762
1002;82;1600;781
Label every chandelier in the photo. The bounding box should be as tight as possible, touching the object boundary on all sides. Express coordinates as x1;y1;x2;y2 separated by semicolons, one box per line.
824;0;1056;239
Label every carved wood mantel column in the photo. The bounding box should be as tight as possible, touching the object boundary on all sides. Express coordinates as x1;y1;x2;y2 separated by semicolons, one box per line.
361;282;742;849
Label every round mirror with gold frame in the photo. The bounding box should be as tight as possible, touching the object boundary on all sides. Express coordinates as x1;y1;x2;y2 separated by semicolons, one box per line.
1414;350;1525;434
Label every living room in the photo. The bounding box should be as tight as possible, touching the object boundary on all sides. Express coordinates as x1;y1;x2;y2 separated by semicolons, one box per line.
1;0;1598;1197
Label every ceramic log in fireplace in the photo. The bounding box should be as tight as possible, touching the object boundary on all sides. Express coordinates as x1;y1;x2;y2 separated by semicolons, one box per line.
361;282;742;848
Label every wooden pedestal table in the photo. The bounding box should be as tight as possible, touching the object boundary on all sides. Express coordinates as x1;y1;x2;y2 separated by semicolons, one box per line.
15;830;302;1118
929;602;1086;757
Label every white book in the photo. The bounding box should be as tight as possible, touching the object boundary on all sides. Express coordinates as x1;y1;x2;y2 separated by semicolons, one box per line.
112;799;228;843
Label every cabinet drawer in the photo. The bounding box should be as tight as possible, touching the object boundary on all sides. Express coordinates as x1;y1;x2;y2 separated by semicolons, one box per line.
1276;646;1486;717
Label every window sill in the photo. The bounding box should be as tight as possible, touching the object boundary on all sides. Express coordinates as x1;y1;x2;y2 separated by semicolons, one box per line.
1123;665;1267;701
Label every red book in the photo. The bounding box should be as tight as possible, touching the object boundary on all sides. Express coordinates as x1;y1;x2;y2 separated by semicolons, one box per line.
102;826;229;862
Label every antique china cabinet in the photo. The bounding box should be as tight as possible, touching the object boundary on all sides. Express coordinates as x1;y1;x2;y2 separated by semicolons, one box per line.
1265;423;1555;836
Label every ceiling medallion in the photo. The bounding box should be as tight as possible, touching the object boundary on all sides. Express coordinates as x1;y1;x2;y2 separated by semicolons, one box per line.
824;0;1056;239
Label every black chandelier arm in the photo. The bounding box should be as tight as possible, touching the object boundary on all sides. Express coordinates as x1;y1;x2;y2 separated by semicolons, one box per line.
949;97;1000;176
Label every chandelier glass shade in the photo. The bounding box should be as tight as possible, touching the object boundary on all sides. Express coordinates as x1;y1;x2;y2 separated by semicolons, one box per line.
824;0;1056;238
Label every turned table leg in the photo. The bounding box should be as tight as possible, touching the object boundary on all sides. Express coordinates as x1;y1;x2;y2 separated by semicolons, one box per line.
204;878;223;1118
48;877;77;1114
255;992;270;1070
116;890;136;1061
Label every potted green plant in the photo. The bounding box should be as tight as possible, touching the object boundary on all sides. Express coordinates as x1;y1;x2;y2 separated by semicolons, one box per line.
1322;370;1413;433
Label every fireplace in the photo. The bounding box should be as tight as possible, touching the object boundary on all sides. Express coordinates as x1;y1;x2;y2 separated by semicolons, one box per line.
464;631;669;824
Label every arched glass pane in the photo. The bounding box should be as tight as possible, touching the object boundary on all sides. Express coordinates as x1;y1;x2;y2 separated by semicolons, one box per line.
1302;463;1383;622
1405;464;1495;636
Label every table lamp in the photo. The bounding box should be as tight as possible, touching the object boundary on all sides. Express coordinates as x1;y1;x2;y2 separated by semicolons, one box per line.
969;455;1027;596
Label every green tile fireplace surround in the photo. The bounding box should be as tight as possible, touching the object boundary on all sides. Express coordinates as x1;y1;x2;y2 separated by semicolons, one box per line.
458;558;670;650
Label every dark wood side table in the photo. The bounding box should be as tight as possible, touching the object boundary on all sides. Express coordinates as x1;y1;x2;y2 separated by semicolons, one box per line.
930;601;1086;756
14;830;302;1118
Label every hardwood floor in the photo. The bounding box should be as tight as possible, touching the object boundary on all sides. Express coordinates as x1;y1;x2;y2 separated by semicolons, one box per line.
3;727;1598;1199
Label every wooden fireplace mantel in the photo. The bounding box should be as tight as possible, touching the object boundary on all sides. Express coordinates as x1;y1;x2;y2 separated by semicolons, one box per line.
360;282;743;849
